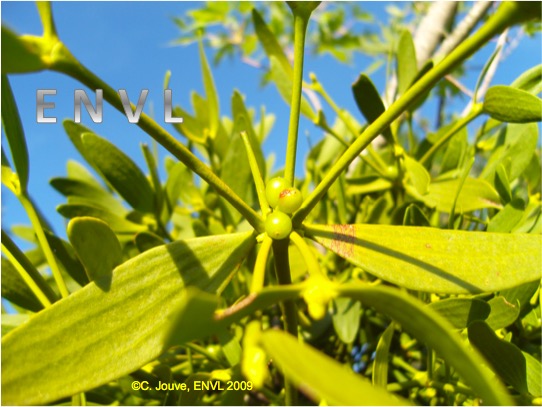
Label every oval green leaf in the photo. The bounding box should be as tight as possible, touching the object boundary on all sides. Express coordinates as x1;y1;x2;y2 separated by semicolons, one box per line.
68;217;123;291
81;133;155;213
1;231;255;405
306;223;542;294
484;85;542;123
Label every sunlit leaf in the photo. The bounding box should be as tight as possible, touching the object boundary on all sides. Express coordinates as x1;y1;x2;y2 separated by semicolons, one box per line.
429;298;490;329
81;133;155;213
1;75;29;193
1;27;47;73
484;85;542;123
468;321;529;395
396;29;417;96
339;284;514;405
261;329;408;406
422;177;502;213
306;223;541;294
68;217;123;291
2;232;255;405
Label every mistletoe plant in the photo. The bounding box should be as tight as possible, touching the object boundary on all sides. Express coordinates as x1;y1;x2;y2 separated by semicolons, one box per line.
2;2;542;406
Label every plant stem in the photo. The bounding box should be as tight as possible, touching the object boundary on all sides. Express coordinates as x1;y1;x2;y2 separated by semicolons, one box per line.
19;194;69;298
251;235;273;293
290;231;324;278
272;238;298;406
51;56;264;233
292;3;520;227
284;14;309;187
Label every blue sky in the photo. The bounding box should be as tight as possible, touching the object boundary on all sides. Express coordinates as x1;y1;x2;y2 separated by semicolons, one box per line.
2;2;541;244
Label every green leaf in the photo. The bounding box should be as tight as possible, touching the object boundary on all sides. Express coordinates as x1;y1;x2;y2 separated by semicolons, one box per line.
346;175;393;196
523;352;542;397
493;164;512;204
50;177;127;214
483;85;542;123
306;223;542;294
231;90;266;179
339;284;514;405
468;320;529;395
198;39;220;139
403;155;430;196
487;198;526;233
43;231;90;287
396;29;417;96
485;296;520;330
440;127;467;174
269;56;316;120
352;74;393;142
1;230;58;307
482;123;539;183
63;121;110;183
429;298;490;329
141;143;163;216
403;204;430;227
135;231;164;253
57;203;147;234
1;27;47;73
1;146;20;195
2;232;255;405
81;133;155;213
510;64;542;94
372;323;395;388
331;297;361;344
68;217;123;291
422;177;502;213
252;8;293;78
1;75;29;193
66;159;103;189
261;330;408;406
1;256;44;312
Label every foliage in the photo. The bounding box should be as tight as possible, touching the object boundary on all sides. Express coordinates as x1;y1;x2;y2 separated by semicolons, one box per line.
2;2;542;406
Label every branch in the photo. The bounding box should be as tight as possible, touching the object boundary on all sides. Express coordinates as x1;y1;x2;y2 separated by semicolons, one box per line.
435;1;494;62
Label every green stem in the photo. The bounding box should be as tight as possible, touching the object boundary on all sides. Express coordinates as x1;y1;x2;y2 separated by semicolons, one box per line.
36;2;57;40
284;15;309;187
251;235;273;293
19;194;69;298
272;238;298;406
419;103;483;165
290;231;324;278
50;55;263;233
292;3;520;227
310;74;389;176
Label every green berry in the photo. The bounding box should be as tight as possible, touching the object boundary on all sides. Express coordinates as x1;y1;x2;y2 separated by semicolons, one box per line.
265;177;288;208
277;187;302;214
265;211;292;240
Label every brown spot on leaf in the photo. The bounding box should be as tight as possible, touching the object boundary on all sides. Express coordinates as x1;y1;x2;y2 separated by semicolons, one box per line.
330;224;355;258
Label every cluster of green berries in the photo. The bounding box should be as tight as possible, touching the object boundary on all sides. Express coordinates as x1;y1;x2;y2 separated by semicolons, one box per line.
264;177;302;240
